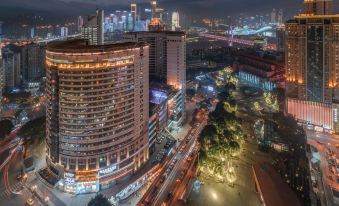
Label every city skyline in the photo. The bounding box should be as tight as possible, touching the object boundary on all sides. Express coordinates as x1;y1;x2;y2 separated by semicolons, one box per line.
3;0;338;18
0;0;338;206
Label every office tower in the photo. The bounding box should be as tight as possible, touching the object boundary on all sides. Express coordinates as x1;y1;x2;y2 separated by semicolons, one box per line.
172;11;180;31
45;39;149;193
277;9;283;24
81;9;104;45
271;9;277;24
286;0;339;133
2;45;21;92
131;2;137;30
148;18;165;31
124;31;186;126
21;43;45;84
77;16;84;33
151;0;158;19
304;0;333;15
149;0;164;31
60;27;68;37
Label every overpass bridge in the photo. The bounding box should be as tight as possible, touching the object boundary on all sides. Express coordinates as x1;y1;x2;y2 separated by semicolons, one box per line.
199;33;277;51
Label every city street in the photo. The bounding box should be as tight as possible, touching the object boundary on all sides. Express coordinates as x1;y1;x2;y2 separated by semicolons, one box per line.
152;119;206;206
137;109;208;206
307;130;339;206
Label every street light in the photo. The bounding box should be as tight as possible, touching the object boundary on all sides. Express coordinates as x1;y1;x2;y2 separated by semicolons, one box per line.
31;185;37;191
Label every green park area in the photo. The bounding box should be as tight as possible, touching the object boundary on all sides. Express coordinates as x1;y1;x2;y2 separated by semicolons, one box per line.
198;67;245;183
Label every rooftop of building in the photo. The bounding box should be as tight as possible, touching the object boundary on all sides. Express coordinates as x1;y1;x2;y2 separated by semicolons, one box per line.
286;14;339;23
296;13;339;17
2;43;21;53
125;30;185;36
236;53;285;68
150;81;175;93
252;163;301;206
47;39;148;53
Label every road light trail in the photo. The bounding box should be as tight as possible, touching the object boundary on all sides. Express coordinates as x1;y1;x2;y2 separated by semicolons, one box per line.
151;117;208;205
0;146;18;198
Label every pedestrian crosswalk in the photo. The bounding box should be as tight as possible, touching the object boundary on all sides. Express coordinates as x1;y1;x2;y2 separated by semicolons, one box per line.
0;182;24;200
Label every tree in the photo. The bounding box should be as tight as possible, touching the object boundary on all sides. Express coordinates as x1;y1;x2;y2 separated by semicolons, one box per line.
199;124;218;146
0;120;14;139
88;194;111;206
18;116;46;145
186;88;196;97
229;141;240;151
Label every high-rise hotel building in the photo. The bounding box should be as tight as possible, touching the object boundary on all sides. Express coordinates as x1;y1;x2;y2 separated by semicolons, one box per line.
45;39;149;193
285;0;339;133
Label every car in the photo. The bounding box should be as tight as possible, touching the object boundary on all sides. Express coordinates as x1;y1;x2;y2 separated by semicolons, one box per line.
25;198;34;206
16;174;23;180
165;192;173;202
160;175;166;183
151;159;157;164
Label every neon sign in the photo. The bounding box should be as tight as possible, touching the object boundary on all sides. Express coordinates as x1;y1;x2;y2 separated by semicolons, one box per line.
99;164;118;176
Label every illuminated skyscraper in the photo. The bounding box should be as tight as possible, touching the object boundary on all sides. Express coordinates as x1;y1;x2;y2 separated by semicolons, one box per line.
30;28;35;39
277;9;283;24
148;0;164;31
45;39;149;193
150;0;158;19
271;8;277;24
285;0;339;133
172;11;180;31
304;0;333;15
77;16;84;33
60;27;68;37
81;10;104;45
131;2;137;30
124;31;186;127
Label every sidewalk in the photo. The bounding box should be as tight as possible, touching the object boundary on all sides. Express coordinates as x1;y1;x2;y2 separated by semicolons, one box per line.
171;123;191;142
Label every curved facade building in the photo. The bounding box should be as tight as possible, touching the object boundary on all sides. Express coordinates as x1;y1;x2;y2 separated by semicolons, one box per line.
45;39;149;193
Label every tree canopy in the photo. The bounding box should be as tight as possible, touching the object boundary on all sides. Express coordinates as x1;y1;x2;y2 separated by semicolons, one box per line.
198;67;245;181
18;116;46;145
88;194;111;206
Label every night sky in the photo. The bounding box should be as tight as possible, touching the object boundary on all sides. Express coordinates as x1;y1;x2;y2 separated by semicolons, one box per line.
0;0;338;18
